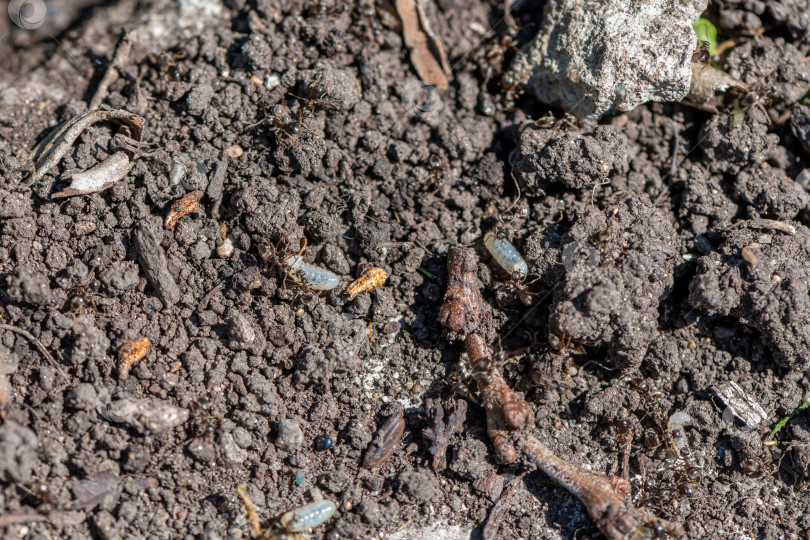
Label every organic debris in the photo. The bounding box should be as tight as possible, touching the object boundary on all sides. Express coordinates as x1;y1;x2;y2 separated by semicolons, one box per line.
395;0;450;88
441;247;684;539
362;411;406;469
423;397;467;471
29;108;144;185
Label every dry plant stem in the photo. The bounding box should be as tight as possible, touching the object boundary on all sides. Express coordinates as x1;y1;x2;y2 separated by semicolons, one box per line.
441;247;684;539
89;30;135;109
29;109;145;184
0;323;56;365
469;335;684;539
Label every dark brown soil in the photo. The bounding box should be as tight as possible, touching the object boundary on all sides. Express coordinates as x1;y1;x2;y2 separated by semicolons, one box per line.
1;1;809;539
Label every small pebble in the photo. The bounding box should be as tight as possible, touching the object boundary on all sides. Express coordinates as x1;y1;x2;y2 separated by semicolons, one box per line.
217;237;234;258
295;470;306;485
225;144;244;159
276;418;303;451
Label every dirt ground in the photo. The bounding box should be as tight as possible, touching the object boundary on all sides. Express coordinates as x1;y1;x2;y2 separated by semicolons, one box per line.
1;0;810;539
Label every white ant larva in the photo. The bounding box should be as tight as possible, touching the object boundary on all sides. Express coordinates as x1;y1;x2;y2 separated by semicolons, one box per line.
667;411;692;453
483;230;529;280
258;237;341;292
283;255;340;291
279;500;337;532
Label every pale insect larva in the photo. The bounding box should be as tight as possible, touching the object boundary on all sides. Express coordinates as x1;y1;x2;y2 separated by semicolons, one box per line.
483;230;529;279
283;255;340;291
667;411;692;451
279;500;337;532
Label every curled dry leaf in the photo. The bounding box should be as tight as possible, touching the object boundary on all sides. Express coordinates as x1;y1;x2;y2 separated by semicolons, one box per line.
118;337;150;380
51;152;133;199
30;108;144;184
395;0;450;88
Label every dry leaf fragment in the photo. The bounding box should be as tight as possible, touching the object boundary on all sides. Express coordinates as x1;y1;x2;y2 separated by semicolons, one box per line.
685;62;743;113
51;152;133;198
165;190;204;229
395;0;450;88
712;381;768;428
118;337;150;380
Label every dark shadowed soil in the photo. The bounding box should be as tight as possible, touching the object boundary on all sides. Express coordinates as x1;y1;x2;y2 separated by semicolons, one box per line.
1;0;810;539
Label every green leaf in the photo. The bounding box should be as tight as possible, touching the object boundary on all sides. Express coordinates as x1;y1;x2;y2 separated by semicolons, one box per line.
693;18;718;56
766;390;810;443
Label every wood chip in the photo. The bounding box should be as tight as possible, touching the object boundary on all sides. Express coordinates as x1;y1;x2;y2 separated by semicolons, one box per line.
395;0;450;88
133;222;181;307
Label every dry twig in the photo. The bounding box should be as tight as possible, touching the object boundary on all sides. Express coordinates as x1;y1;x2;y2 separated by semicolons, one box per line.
440;247;685;539
423;397;467;471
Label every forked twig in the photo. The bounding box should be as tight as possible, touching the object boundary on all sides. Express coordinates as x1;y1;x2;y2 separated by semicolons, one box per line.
441;247;684;539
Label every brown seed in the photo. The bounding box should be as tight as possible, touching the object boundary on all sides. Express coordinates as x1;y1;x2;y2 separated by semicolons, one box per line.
118;337;150;379
165;190;203;229
347;267;387;299
362;412;405;469
225;144;244;159
741;245;758;265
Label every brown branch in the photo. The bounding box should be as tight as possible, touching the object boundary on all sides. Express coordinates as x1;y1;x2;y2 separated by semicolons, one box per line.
440;247;684;539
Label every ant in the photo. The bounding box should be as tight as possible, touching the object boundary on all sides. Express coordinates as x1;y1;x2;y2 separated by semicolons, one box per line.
738;441;777;477
692;40;710;65
148;50;188;82
445;369;476;401
188;395;221;440
547;331;586;359
472;24;520;85
425;152;447;190
289;76;330;125
504;270;543;306
307;0;349;17
500;72;521;111
534;111;579;132
247;102;316;150
736;72;779;119
64;279;103;313
258;234;339;298
357;0;383;42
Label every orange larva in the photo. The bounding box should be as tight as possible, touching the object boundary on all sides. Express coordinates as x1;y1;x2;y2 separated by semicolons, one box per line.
118;337;150;380
347;267;387;299
165;190;204;229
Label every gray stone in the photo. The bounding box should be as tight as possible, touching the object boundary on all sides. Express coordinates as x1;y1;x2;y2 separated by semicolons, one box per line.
227;312;256;350
219;432;248;467
105;397;189;434
508;0;707;120
275;418;303;452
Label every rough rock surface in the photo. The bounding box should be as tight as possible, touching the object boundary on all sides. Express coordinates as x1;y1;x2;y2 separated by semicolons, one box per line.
508;0;707;119
511;124;629;191
689;220;810;370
